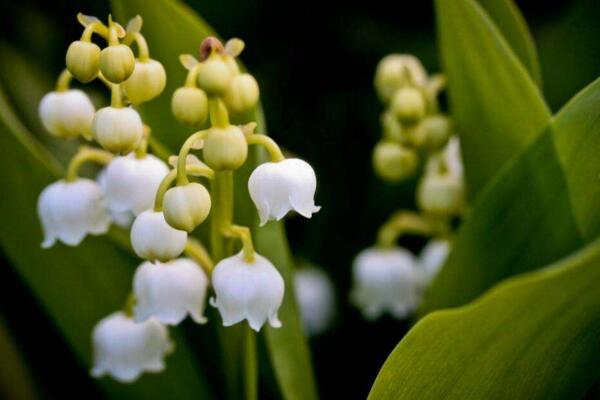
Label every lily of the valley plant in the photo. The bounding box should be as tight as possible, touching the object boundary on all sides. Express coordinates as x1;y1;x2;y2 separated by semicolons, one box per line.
36;12;320;391
351;54;465;320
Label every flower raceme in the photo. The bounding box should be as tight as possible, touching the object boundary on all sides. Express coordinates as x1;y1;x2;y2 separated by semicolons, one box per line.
37;22;320;387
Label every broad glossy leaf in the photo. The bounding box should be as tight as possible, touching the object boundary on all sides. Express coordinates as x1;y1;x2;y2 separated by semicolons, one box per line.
0;85;212;399
477;0;541;84
111;1;317;399
370;238;600;399
420;77;600;313
0;315;38;399
435;0;550;197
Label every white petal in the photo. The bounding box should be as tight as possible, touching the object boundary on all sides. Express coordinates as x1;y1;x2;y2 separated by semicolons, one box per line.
351;247;422;320
294;267;335;336
130;211;187;262
39;90;95;139
37;179;111;248
100;154;169;215
133;258;209;325
211;252;284;331
91;312;172;383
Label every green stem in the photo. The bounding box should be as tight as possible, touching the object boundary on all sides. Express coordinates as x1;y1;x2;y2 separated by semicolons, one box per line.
123;292;136;317
154;164;214;211
65;147;114;182
210;171;234;261
81;22;108;42
223;225;256;262
134;125;150;159
131;32;150;61
209;97;230;128
184;65;201;88
244;326;258;400
376;211;449;248
184;238;214;276
55;69;73;92
246;134;285;162
110;84;123;108
177;130;208;186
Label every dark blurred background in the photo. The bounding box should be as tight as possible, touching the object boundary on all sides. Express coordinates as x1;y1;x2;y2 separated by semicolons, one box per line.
0;0;599;398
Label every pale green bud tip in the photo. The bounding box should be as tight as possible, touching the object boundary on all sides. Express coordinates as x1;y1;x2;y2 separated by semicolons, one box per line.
197;57;234;96
171;87;209;126
203;126;248;171
374;54;427;102
66;41;100;83
417;173;465;216
417;115;451;151
223;73;260;114
123;59;167;105
163;183;211;232
100;44;136;83
372;141;418;183
391;87;426;124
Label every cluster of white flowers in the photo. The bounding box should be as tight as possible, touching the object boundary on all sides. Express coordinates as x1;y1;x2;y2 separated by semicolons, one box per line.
36;15;320;383
351;54;464;320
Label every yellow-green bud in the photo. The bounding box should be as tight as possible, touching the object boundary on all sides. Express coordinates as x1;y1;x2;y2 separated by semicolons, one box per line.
122;59;167;104
414;115;451;151
197;57;234;96
66;41;100;83
203;125;248;171
372;141;418;182
92;106;143;154
390;87;426;124
163;183;211;232
223;73;260;114
374;54;427;103
100;44;135;83
417;172;464;216
171;87;208;126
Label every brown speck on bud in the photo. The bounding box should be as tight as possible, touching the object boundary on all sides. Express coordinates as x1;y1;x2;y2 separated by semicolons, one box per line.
199;37;225;61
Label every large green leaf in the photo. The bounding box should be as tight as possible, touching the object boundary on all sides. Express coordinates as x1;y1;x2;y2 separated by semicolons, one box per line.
420;77;600;313
0;85;212;399
369;237;600;399
477;0;541;84
111;1;317;399
435;0;550;197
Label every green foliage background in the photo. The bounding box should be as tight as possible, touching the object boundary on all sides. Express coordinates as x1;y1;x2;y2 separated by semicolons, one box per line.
0;0;599;399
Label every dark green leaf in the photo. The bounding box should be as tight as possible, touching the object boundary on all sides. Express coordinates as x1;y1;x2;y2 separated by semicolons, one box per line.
477;0;541;84
369;238;600;399
420;77;600;313
435;0;550;197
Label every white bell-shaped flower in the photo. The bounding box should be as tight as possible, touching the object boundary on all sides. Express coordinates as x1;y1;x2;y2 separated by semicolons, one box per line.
100;154;169;216
91;312;173;383
248;158;320;226
39;89;95;139
294;267;335;336
130;210;187;262
351;247;421;320
210;251;284;331
418;239;450;284
37;179;111;248
133;258;209;325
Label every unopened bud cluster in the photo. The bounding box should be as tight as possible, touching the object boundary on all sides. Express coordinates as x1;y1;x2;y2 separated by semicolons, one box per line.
351;54;467;321
35;16;320;384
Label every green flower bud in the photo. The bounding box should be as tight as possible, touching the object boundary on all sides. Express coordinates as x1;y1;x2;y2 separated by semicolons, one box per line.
223;73;260;114
66;41;100;83
390;87;426;125
197;57;234;96
374;54;427;103
163;183;211;232
122;59;166;104
100;44;135;83
171;87;209;126
203;125;248;171
372;141;418;182
413;115;451;151
92;107;143;154
417;172;465;216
